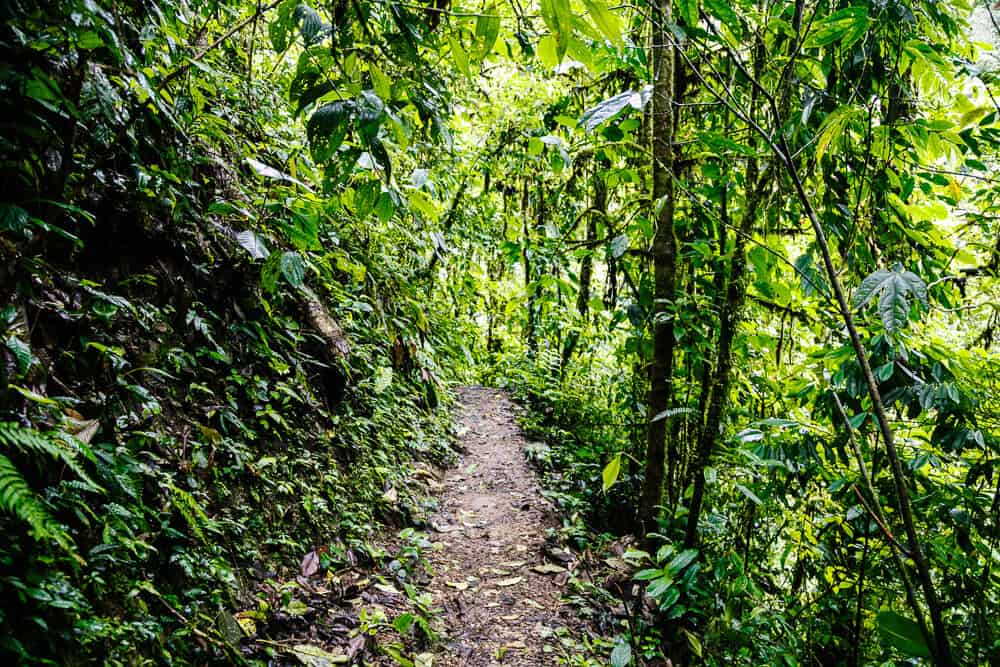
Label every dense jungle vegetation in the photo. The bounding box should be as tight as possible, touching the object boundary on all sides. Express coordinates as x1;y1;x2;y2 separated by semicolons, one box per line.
2;0;999;664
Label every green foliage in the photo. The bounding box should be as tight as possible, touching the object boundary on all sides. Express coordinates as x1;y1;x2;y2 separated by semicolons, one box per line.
2;0;999;663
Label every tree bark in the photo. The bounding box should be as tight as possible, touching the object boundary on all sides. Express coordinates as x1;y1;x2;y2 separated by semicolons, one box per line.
639;0;677;534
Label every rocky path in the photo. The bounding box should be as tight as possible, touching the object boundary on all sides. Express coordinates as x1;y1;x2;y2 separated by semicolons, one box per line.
422;385;578;665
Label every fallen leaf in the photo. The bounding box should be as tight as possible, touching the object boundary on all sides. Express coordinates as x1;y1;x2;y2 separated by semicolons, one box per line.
290;643;349;666
531;563;566;574
430;521;460;533
346;635;366;659
301;550;320;577
495;576;523;587
446;581;469;591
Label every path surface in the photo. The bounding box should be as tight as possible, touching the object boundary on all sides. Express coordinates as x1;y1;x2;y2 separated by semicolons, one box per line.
423;385;577;665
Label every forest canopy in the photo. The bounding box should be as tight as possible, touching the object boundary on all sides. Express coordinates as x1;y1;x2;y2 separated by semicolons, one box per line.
1;0;999;664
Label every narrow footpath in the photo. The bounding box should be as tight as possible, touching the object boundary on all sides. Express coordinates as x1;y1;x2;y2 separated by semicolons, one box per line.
422;385;580;665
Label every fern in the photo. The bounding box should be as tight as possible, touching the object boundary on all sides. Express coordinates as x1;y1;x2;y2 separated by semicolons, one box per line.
168;483;209;543
0;453;78;558
0;422;102;493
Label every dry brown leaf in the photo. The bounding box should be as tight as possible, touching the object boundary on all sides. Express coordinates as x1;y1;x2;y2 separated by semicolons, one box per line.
495;576;523;587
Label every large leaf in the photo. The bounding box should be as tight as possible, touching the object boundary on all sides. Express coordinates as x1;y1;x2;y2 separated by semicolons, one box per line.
602;453;622;492
540;0;572;60
245;158;313;190
475;8;501;57
581;0;623;42
804;7;869;49
876;611;931;658
853;266;928;334
610;638;632;667
307;101;355;162
579;88;650;132
703;0;741;38
813;106;858;162
280;251;306;288
237;230;270;260
293;4;330;45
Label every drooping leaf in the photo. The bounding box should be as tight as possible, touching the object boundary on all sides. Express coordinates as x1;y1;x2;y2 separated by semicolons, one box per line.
237;230;270;260
804;7;869;49
814;106;858;162
449;34;472;77
579;90;645;132
876;611;931;658
540;0;572;61
475;8;501;57
609;233;628;258
602;453;622;492
294;4;330;45
703;0;741;38
853;266;928;334
678;0;699;26
307;100;354;162
581;0;623;42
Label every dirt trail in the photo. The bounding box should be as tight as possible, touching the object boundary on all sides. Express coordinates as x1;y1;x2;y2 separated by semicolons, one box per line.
423;385;578;665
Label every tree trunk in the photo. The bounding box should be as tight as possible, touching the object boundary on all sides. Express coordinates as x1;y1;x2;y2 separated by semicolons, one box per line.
638;0;677;534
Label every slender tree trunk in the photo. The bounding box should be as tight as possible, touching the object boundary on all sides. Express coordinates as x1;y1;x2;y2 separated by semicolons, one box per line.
639;0;677;534
684;165;767;548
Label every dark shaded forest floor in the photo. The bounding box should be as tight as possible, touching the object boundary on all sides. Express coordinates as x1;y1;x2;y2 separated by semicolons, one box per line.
417;385;582;665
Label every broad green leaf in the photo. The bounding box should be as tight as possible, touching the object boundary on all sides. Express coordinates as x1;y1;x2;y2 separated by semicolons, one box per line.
307;100;354;161
581;0;623;42
853;267;928;334
369;63;393;100
876;611;931;658
735;484;762;505
475;9;501;57
537;35;559;69
449;34;472;78
393;612;415;634
703;0;741;38
678;0;699;26
814;106;857;162
804;7;869;49
280;251;305;287
667;548;698;573
610;638;632;667
602;453;621;492
540;0;572;60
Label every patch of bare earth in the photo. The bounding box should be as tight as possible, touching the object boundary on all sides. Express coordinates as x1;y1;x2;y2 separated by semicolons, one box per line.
422;385;580;665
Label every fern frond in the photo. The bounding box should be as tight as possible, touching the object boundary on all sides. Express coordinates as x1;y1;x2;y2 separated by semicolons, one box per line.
0;453;79;559
168;484;209;543
0;422;102;492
